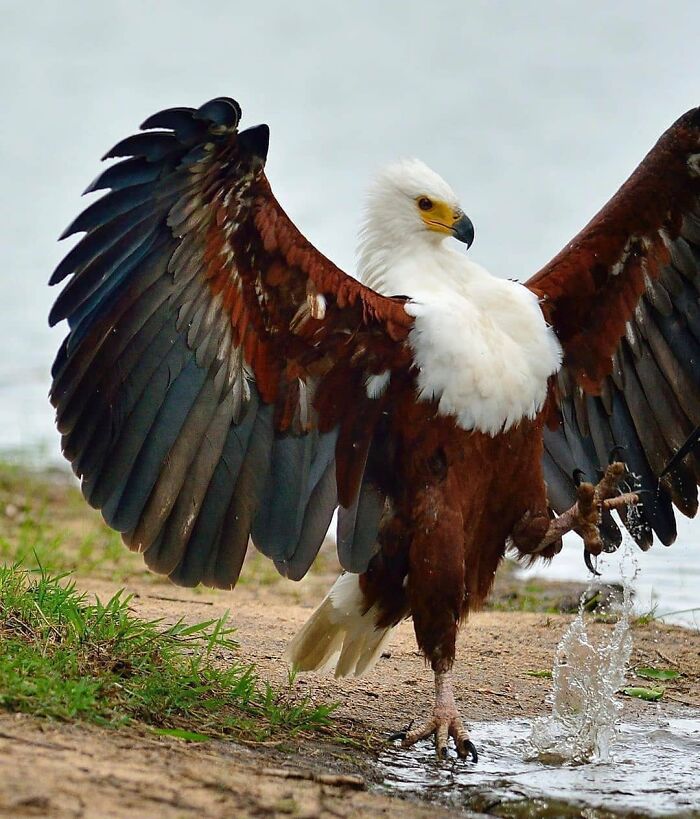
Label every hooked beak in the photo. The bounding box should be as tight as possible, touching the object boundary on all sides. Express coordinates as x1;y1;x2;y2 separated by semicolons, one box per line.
452;212;475;248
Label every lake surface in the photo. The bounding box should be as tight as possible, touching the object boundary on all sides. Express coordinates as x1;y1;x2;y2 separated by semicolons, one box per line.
1;1;699;624
523;528;700;629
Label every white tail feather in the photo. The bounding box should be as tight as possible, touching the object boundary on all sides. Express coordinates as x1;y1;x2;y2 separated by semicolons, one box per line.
285;573;394;678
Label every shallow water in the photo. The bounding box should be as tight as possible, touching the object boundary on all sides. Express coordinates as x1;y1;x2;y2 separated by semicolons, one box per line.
380;717;700;817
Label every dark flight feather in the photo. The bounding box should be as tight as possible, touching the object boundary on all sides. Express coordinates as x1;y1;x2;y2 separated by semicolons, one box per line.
531;106;700;550
49;96;411;591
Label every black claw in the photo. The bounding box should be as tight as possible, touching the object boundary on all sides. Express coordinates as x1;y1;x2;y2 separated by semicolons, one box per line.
387;719;414;742
609;445;626;465
440;745;448;760
661;425;700;477
465;740;478;763
584;549;602;576
572;468;587;487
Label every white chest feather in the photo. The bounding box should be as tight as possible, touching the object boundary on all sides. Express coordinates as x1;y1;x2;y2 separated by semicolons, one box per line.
361;246;562;435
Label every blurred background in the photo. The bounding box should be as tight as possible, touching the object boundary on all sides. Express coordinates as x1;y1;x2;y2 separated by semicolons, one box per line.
1;0;699;621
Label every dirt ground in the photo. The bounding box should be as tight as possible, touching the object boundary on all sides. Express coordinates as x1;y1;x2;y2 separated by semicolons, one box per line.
1;561;699;819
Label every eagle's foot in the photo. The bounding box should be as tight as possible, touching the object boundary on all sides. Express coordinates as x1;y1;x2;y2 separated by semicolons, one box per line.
400;670;478;762
401;712;477;761
574;461;639;556
533;462;639;556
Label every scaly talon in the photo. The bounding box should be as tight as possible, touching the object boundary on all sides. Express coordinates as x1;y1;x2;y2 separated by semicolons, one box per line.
573;462;638;556
530;461;640;557
464;739;478;762
584;548;601;576
387;719;414;742
400;670;477;762
436;720;449;757
401;712;477;761
608;445;626;465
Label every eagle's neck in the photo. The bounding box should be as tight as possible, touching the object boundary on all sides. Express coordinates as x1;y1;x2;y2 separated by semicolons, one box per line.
357;231;459;297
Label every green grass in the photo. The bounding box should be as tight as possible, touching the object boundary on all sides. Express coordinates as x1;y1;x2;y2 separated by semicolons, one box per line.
635;666;680;682
0;460;142;581
0;564;336;742
0;461;341;745
487;582;562;614
525;669;553;679
0;508;135;580
631;603;658;628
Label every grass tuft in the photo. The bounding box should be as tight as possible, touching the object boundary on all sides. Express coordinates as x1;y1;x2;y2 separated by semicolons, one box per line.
0;564;335;742
631;603;658;628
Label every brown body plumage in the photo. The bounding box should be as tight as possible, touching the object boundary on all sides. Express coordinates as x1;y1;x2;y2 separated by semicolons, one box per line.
361;386;551;670
49;96;700;758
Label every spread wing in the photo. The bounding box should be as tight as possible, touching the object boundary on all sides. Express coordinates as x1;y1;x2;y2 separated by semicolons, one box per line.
49;96;412;588
527;106;700;549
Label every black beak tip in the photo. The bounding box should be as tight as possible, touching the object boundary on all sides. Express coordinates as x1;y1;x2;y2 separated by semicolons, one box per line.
454;214;475;248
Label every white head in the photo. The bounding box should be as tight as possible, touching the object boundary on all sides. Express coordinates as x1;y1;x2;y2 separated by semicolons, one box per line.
357;158;474;288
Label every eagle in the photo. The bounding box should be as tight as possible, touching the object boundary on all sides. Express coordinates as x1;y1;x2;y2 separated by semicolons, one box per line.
49;96;700;761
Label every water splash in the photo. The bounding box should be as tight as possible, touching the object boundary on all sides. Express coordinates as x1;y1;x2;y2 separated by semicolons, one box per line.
380;717;700;816
528;538;638;764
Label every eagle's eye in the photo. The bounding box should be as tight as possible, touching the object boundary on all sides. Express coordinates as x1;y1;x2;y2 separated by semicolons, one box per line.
418;197;433;211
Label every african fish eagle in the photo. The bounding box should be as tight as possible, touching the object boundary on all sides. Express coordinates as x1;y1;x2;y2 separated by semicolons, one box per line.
50;96;700;760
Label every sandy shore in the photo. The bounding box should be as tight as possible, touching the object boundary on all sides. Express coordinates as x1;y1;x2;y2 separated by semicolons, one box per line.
1;567;698;819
